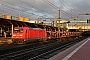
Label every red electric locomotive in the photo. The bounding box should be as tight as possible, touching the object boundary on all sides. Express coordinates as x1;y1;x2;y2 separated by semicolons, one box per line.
12;27;47;44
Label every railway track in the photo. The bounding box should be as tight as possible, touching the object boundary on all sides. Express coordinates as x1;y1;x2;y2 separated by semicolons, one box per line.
0;41;51;55
0;36;88;60
0;39;59;55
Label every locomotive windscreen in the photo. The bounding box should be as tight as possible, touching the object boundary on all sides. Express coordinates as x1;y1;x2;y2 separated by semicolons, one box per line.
14;29;23;32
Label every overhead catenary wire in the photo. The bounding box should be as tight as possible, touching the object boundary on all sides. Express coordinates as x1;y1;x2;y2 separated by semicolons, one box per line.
0;1;38;18
43;0;59;10
0;2;34;16
0;3;23;16
61;10;73;18
19;0;55;17
43;0;73;18
0;0;77;19
0;0;54;18
60;0;78;16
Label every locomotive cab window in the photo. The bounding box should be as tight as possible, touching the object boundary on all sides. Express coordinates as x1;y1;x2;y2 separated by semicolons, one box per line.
14;29;23;32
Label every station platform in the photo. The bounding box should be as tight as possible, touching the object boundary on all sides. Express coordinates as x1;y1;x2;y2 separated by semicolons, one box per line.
0;37;12;44
49;37;90;60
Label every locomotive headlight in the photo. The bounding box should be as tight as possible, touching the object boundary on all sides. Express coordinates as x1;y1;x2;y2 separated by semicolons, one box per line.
20;34;22;36
13;35;16;36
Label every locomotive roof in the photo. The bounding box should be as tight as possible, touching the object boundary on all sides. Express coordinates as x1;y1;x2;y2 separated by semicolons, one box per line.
30;28;44;30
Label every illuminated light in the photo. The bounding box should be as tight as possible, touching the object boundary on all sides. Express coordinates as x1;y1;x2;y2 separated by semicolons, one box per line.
13;35;16;36
20;34;22;36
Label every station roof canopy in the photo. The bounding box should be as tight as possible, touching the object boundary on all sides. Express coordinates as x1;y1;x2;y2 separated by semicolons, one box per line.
0;18;39;28
0;18;25;27
0;18;58;29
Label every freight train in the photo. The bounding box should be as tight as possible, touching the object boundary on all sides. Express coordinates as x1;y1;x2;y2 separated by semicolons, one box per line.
12;27;82;44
